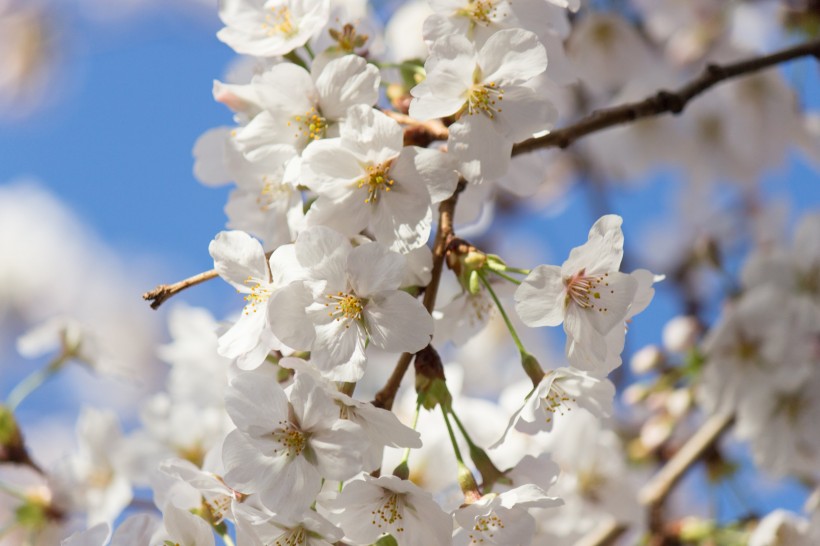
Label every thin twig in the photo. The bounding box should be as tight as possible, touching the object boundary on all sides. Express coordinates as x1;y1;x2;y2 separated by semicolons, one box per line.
372;180;466;410
380;109;449;141
513;39;820;156
142;269;219;310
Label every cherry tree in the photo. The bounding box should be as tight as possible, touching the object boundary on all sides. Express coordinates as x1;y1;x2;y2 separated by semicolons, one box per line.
2;1;820;545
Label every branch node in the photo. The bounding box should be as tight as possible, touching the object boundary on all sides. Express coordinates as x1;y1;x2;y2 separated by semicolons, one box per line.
656;90;684;114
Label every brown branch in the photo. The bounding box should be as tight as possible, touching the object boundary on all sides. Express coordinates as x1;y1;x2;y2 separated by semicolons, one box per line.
381;109;449;143
639;413;734;527
372;179;466;411
513;39;820;156
142;269;219;310
575;519;626;546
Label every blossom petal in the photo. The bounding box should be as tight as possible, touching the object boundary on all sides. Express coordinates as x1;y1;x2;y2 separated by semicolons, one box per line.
515;265;565;327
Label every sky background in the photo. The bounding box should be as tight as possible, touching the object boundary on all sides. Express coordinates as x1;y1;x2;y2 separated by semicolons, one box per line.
1;0;819;526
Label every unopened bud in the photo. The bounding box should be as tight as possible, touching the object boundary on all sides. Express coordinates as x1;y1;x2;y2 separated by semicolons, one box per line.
662;316;701;353
665;388;692;418
630;345;664;374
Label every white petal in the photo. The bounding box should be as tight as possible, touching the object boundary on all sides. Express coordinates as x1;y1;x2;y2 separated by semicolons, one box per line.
365;291;433;353
514;265;565;327
478;29;547;85
348;243;407;296
209;230;269;290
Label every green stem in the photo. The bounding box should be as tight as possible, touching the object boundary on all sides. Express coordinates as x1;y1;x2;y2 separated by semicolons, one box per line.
5;355;67;411
221;533;236;546
303;42;315;60
441;405;464;465
284;51;308;70
400;401;422;466
504;267;531;275
478;271;526;356
449;410;479;452
490;268;522;285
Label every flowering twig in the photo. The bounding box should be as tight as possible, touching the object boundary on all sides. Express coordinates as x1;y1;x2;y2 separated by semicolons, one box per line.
142;269;219;310
512;38;820;155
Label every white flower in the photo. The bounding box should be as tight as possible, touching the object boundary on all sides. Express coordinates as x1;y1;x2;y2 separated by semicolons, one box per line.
301;105;457;252
514;215;640;373
51;408;132;527
223;54;380;160
452;484;562;546
209;230;296;369
269;227;433;381
323;475;452;546
153;503;215;546
410;29;553;184
235;503;342;546
218;0;330;57
495;367;615;443
222;366;368;516
280;357;423;470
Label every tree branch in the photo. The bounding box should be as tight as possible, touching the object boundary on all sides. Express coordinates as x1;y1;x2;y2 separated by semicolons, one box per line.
639;412;734;512
372;179;466;411
512;39;820;156
575;519;626;546
142;269;218;310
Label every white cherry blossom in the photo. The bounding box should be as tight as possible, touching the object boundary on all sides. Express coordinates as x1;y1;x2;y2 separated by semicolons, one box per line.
514;215;640;372
222;366;368;516
301;104;456;252
268;226;434;381
323;475;452;546
410;29;553;184
453;484;562;546
218;0;330;57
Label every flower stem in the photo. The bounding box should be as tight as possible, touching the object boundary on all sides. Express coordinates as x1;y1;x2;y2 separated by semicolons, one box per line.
303;42;315;60
504;267;531;275
5;355;67;411
449;410;478;452
490;268;522;285
441;405;464;465
221;533;236;546
478;271;526;356
401;401;422;465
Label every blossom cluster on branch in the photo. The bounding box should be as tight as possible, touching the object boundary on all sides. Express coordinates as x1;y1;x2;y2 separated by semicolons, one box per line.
2;0;820;545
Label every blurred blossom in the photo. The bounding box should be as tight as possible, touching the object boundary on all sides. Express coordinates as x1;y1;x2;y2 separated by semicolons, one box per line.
0;181;162;405
0;0;55;120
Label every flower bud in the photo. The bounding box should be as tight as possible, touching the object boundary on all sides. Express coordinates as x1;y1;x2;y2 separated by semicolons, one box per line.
662;316;701;353
630;345;664;374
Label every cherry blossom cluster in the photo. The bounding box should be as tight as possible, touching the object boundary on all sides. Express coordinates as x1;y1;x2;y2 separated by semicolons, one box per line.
2;0;820;545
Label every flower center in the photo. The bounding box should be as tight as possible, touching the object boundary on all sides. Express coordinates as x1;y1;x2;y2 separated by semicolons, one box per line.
465;82;504;119
243;277;272;314
371;493;404;533
272;422;307;458
564;269;612;314
457;0;501;25
358;162;395;204
470;512;505;543
274;526;307;546
263;6;297;37
288;107;328;141
541;380;577;424
325;292;364;326
257;176;293;211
